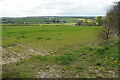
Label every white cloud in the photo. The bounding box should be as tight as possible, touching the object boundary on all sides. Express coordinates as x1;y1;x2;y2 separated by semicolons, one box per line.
0;0;117;17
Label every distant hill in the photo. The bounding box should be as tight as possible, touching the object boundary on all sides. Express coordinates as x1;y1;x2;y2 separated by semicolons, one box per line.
2;16;96;24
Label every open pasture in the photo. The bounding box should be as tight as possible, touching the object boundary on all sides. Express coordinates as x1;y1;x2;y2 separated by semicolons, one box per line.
2;25;118;78
2;25;99;51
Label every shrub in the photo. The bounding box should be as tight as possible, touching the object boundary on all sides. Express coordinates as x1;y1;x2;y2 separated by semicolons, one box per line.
58;34;61;35
103;46;110;50
16;60;24;66
56;39;62;41
21;35;26;38
36;55;47;61
16;37;20;39
88;48;93;51
96;48;105;54
76;65;82;70
73;50;80;53
16;62;19;66
20;32;26;34
46;37;51;40
56;53;77;65
37;37;42;40
96;62;101;66
76;65;83;72
20;72;29;78
77;21;83;26
96;46;110;54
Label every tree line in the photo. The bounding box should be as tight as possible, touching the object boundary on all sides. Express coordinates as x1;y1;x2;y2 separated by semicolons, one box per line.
76;16;102;26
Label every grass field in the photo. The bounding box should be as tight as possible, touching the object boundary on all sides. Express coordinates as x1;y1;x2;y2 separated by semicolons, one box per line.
2;25;118;78
2;25;99;50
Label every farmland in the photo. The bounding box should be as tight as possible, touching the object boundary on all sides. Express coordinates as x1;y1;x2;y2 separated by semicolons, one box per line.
2;16;95;23
2;23;118;78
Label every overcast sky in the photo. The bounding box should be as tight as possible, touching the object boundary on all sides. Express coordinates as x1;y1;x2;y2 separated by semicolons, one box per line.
0;0;118;17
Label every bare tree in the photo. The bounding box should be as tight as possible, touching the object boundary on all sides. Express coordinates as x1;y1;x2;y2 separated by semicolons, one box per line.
98;1;119;43
98;26;112;42
106;2;119;36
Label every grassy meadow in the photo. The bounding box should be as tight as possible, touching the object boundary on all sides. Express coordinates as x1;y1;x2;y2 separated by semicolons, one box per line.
2;24;118;78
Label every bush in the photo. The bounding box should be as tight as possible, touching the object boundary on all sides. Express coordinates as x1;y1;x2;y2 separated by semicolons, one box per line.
36;55;47;61
56;53;77;65
96;46;110;54
21;35;26;38
46;37;51;40
37;37;42;40
16;37;20;39
96;62;101;66
73;50;80;53
77;21;83;26
16;62;19;66
96;48;105;54
58;34;61;35
76;65;82;70
88;48;93;51
103;46;110;50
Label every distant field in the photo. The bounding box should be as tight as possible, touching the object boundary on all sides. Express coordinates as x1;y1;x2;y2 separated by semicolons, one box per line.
2;25;118;78
2;23;76;26
2;26;99;51
2;16;96;24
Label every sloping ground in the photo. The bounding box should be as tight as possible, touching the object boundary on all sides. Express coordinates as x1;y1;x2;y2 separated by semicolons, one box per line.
2;43;118;78
2;25;118;78
2;26;99;65
2;43;57;65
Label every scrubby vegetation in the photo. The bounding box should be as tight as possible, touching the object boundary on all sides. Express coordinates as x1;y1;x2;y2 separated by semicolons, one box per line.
56;53;77;65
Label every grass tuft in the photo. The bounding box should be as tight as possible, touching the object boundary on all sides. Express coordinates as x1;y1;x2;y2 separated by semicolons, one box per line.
56;53;77;65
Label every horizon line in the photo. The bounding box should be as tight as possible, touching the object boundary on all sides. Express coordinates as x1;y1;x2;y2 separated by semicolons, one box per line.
0;15;105;18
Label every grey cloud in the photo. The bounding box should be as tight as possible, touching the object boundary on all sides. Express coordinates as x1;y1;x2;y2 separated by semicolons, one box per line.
0;0;116;17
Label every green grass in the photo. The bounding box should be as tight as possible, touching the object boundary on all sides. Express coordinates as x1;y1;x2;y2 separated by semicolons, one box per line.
56;53;77;65
2;25;118;78
2;25;100;51
36;55;47;61
2;43;118;78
